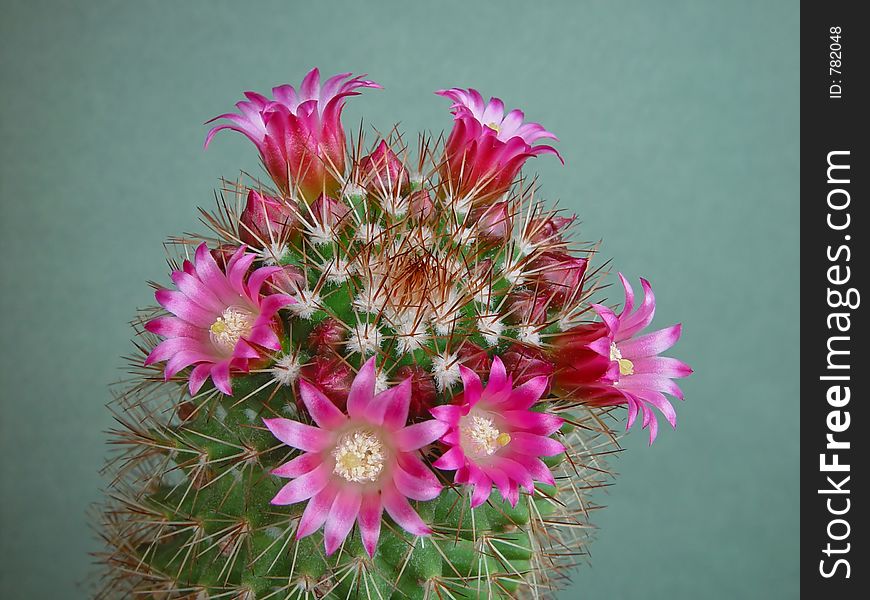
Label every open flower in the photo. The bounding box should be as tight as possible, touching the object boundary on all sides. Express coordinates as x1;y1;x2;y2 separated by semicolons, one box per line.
437;87;561;205
145;243;295;395
431;357;564;508
589;275;693;444
206;69;380;201
265;357;448;557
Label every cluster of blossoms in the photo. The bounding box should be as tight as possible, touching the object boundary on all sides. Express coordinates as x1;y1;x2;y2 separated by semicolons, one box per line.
128;67;691;592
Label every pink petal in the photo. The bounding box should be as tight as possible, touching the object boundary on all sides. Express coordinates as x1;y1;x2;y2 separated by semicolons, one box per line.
358;493;383;558
631;356;693;378
210;361;233;395
468;466;492;508
263;418;331;452
487;356;508;392
298;379;347;429
296;484;338;539
155;289;215;328
370;377;411;428
501;410;563;436
508;432;565;457
509;454;556;486
346;357;377;419
381;481;432;537
271;452;321;478
618;324;682;358
394;420;449;452
270;463;331;505
429;404;465;425
458;365;483;405
324;487;363;555
188;363;212;394
501;375;549;410
393;455;442;501
490;457;534;494
433;446;466;471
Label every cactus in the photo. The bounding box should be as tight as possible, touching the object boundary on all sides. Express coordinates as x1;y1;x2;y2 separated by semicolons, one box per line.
95;69;691;599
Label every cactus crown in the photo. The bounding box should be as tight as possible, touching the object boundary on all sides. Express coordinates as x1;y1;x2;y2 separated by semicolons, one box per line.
96;71;690;599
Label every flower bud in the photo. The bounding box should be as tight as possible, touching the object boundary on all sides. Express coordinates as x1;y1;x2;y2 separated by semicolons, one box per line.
526;215;574;246
501;343;555;390
529;251;587;306
408;189;435;222
473;201;512;243
505;289;551;325
358;140;409;197
299;356;355;411
456;341;491;378
395;364;438;420
307;318;346;354
239;190;296;248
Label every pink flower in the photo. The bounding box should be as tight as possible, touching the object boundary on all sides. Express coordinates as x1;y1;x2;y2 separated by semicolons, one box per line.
591;275;693;444
431;357;564;508
436;88;562;204
145;243;295;396
265;358;449;557
206;69;381;201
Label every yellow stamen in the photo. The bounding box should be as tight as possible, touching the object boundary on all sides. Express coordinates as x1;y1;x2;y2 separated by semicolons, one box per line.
610;342;635;376
486;122;500;133
496;432;512;447
209;306;255;351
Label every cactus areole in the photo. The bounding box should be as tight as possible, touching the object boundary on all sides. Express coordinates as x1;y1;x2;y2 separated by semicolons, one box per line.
96;68;692;599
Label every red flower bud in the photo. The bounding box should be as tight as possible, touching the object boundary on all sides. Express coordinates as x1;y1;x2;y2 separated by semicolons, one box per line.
307;318;346;354
472;201;512;242
310;193;351;234
208;244;239;271
395;364;438;420
529;251;588;306
408;189;435;222
505;289;551;325
456;341;491;378
525;215;574;246
501;344;555;391
299;356;355;411
239;190;297;248
358;140;409;197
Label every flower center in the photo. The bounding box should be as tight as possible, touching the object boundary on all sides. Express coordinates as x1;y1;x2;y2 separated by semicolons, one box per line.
209;306;254;352
610;342;634;376
332;430;385;483
461;414;511;457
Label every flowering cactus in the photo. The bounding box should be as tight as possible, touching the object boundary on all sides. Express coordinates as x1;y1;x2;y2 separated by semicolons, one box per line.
96;68;691;599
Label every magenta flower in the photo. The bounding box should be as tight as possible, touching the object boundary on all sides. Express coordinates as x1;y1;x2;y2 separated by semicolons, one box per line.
431;357;564;508
436;88;561;204
591;275;693;444
206;69;381;202
145;243;295;396
264;357;449;557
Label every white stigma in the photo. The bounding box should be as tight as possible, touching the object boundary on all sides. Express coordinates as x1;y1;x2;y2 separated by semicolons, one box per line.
461;414;511;457
332;430;385;483
432;352;461;391
271;354;301;387
347;323;383;355
478;314;505;346
209;306;255;351
286;289;321;320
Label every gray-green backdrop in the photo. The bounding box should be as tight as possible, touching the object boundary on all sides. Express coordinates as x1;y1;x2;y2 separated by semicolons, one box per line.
0;1;799;598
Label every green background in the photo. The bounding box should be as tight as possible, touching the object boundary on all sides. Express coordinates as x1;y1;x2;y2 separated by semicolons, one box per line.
0;0;799;598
